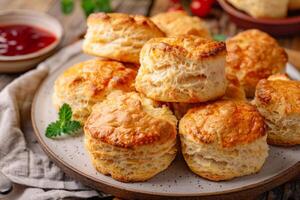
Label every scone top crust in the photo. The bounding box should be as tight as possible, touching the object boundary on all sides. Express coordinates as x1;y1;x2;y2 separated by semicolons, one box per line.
84;91;177;148
87;12;163;34
255;75;300;116
136;35;227;103
226;29;287;97
150;11;211;38
54;59;136;102
143;36;225;60
179;100;266;148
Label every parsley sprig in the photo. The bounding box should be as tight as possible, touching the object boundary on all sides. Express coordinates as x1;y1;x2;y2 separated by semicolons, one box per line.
46;104;81;138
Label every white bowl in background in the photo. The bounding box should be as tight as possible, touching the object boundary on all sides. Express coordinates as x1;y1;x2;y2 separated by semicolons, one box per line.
0;10;63;73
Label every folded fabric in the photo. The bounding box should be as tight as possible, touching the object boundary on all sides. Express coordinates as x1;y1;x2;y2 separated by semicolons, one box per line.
0;41;108;200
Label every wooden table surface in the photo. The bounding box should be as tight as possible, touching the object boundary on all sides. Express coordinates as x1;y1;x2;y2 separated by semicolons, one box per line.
0;0;299;200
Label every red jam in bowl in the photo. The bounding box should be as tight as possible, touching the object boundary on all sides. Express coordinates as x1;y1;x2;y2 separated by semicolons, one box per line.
0;24;56;56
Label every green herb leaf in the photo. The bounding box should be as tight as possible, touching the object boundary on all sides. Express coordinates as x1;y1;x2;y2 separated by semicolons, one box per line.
45;103;82;138
46;121;62;138
81;0;112;17
61;0;75;15
213;34;227;42
63;121;82;135
59;103;72;121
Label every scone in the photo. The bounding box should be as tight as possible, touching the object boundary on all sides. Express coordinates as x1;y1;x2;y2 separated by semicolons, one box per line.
289;0;300;10
84;91;178;182
227;0;289;18
170;74;245;119
226;29;287;98
254;74;300;146
52;59;136;124
136;36;227;103
83;13;165;64
151;11;211;38
179;100;268;181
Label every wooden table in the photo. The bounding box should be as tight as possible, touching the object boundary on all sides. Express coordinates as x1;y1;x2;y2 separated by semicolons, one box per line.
0;0;299;199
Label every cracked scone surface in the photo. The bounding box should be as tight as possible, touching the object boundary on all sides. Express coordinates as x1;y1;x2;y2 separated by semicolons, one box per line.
226;29;287;98
136;36;227;103
52;59;137;124
179;100;268;181
84;91;178;182
254;74;300;146
83;13;164;64
151;11;211;38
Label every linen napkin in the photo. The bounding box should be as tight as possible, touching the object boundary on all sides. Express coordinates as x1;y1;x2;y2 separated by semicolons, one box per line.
0;41;108;200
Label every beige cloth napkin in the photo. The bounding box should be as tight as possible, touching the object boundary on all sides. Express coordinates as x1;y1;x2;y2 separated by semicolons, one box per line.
0;41;108;200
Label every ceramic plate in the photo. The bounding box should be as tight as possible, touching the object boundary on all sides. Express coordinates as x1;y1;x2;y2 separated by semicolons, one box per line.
32;41;300;199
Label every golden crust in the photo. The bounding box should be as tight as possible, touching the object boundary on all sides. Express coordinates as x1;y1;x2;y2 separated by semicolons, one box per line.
254;75;300;146
255;76;300;115
289;0;300;10
226;29;287;97
84;91;177;148
83;13;165;64
151;11;211;38
84;91;178;182
52;59;137;124
224;74;246;101
136;36;227;103
179;100;266;148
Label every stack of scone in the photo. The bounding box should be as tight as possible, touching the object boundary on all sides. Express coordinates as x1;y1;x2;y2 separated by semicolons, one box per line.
52;10;299;183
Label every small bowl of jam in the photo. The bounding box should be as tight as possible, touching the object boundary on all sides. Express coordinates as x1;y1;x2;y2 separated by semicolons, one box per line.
0;10;63;73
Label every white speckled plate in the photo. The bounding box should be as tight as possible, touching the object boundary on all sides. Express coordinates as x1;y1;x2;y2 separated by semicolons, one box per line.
32;41;300;199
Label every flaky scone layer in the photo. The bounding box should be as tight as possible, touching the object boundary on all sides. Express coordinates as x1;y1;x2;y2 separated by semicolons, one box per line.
83;13;164;64
254;74;300;146
179;100;268;181
84;91;178;182
151;11;211;38
136;36;227;103
53;59;136;124
226;29;287;98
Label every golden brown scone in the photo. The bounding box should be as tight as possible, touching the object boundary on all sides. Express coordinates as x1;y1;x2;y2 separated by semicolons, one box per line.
151;11;211;38
227;0;289;18
136;36;227;103
223;74;246;101
254;74;300;146
170;74;246;119
83;13;164;64
289;0;300;10
84;91;178;182
179;100;268;181
226;29;287;98
52;59;137;124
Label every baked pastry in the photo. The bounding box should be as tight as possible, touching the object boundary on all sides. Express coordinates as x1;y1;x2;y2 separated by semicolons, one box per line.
288;0;300;10
83;13;165;64
170;74;246;119
151;11;211;38
84;91;178;182
179;100;268;181
254;74;300;146
226;29;287;98
52;59;136;124
227;0;289;18
136;36;227;103
223;74;246;101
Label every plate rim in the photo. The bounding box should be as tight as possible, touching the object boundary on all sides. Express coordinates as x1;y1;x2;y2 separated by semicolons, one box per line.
31;60;300;199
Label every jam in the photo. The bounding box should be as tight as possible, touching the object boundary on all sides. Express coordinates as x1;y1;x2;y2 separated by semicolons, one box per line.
0;24;56;56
